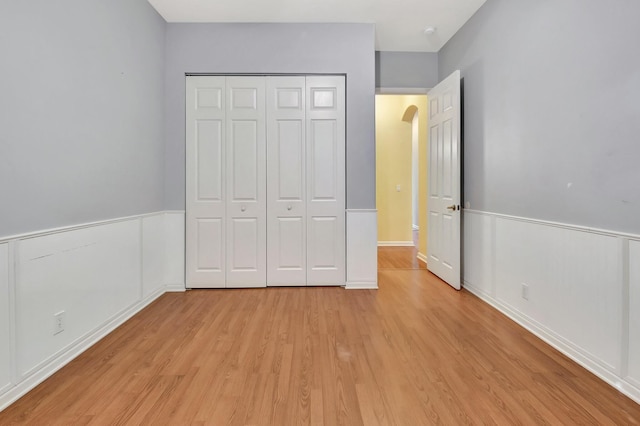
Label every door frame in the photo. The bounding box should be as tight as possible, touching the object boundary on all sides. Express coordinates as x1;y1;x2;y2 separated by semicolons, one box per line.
374;83;464;287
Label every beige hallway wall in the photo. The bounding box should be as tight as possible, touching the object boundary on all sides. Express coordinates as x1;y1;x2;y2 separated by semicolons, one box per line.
375;94;428;256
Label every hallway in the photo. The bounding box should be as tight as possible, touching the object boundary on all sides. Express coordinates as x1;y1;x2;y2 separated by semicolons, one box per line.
377;246;427;270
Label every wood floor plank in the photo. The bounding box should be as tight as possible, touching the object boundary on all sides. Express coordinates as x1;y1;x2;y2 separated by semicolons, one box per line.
377;246;426;270
1;249;639;425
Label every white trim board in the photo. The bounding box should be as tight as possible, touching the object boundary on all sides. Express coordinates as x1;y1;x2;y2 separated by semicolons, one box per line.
346;210;378;290
376;87;430;94
378;241;414;247
462;209;640;404
345;282;378;290
0;244;10;394
464;209;640;241
417;252;427;265
0;212;166;244
166;284;187;292
164;212;186;292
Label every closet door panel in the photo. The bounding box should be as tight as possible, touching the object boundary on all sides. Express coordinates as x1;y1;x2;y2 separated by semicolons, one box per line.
306;76;346;286
230;218;259;270
226;77;267;288
309;120;338;199
196;219;223;270
267;77;307;285
230;120;258;200
186;76;226;288
309;216;338;268
276;217;305;268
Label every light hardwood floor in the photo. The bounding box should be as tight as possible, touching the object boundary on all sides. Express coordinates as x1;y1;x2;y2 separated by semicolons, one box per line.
1;247;639;425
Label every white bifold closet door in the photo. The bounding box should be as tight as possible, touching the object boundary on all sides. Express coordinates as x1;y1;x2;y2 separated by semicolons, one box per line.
186;76;226;288
226;77;267;288
266;77;307;285
186;76;267;288
266;76;346;286
305;76;345;286
186;75;344;288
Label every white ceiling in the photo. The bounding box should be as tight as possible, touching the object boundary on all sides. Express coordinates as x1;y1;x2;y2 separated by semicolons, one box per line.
147;0;486;52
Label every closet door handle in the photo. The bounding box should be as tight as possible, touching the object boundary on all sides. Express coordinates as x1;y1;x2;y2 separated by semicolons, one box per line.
287;205;292;211
241;206;246;212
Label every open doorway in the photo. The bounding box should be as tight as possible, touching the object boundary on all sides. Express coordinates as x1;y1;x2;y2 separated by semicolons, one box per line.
375;94;429;267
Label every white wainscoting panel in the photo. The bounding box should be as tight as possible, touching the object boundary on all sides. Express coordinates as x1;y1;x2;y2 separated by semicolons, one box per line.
377;241;414;247
462;212;493;297
346;210;378;289
0;212;179;412
494;218;622;373
0;244;10;394
16;220;142;378
142;215;166;298
165;212;185;291
628;239;640;386
462;209;640;404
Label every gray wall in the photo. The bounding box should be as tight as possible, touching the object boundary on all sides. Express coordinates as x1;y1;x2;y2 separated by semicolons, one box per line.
439;0;640;234
0;0;166;237
164;23;376;210
376;51;439;89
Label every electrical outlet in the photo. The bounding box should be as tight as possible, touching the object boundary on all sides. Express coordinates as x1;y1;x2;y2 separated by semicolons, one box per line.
54;311;65;335
521;283;529;301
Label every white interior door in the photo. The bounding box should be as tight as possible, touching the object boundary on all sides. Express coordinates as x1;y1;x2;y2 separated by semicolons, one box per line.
266;76;307;286
225;77;267;288
427;70;462;290
185;76;226;288
305;76;346;286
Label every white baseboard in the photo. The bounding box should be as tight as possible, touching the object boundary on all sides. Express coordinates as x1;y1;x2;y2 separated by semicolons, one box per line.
345;281;378;290
416;252;427;265
378;241;414;247
166;283;186;292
